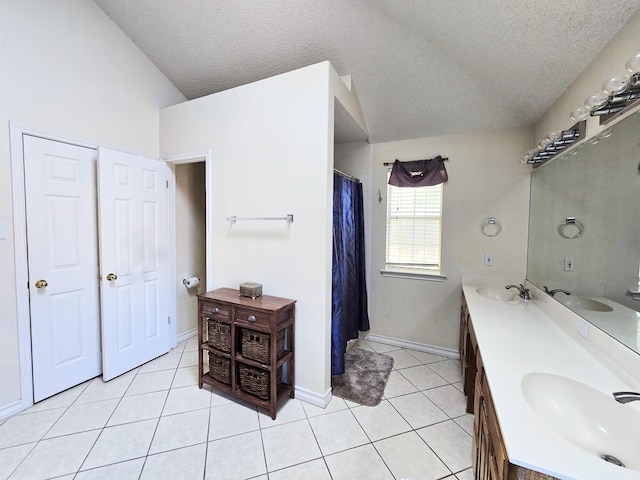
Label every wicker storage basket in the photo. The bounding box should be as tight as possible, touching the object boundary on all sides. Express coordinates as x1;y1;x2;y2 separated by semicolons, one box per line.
208;352;231;385
207;319;231;352
239;365;282;400
241;328;285;364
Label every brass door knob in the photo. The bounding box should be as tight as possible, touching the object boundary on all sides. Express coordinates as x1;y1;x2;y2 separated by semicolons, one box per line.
106;273;118;281
35;279;48;289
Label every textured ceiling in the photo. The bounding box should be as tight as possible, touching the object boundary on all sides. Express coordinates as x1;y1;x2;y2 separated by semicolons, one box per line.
94;0;640;143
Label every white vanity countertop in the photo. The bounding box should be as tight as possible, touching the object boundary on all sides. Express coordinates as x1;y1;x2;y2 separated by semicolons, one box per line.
462;283;640;480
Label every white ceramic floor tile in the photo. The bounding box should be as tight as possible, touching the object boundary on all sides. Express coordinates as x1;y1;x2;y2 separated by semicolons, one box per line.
125;370;175;396
150;409;209;454
184;335;199;352
456;467;474;480
172;366;199;388
81;419;157;470
325;444;394;480
141;443;206;480
44;399;118;438
399;365;448;391
258;399;307;428
18;381;89;414
179;349;199;368
205;431;266;480
268;458;332;480
389;392;448;429
261;420;322;471
351;401;411;442
375;431;450;480
9;430;100;480
209;389;238;408
364;341;400;354
107;391;167;426
302;396;348;418
75;376;134;405
423;384;468;418
454;413;475;436
138;352;182;374
386;349;422;369
74;458;145;479
453;381;464;393
418;420;472;472
0;408;65;448
428;359;463;384
209;402;259;441
383;370;419;398
162;385;211;416
0;443;35;480
309;409;369;456
406;350;448;364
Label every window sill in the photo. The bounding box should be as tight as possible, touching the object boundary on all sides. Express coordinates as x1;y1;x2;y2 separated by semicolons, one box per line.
380;269;447;282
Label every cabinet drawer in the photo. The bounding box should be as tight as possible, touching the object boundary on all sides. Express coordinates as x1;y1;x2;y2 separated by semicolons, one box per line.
201;301;230;319
236;308;271;327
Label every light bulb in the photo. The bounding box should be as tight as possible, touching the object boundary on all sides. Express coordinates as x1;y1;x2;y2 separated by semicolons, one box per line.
602;74;631;95
626;52;640;74
584;92;608;111
570;106;589;121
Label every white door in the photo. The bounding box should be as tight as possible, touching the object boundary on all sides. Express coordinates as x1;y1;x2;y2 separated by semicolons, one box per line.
98;147;171;380
24;136;102;402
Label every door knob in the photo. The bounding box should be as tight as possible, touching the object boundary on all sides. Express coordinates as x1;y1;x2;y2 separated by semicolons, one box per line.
35;279;48;289
106;273;118;281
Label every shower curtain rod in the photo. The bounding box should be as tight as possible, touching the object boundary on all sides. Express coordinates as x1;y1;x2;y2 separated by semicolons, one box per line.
383;157;449;166
334;168;360;182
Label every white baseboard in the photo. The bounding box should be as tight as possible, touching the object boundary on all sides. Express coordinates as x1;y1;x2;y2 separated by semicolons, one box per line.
0;401;23;421
365;333;460;360
177;328;198;345
295;385;332;408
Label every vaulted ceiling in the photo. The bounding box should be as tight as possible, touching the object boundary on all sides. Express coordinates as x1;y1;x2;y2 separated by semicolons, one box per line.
94;0;640;143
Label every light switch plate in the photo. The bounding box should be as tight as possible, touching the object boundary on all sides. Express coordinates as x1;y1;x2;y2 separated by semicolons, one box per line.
484;253;494;266
577;319;589;338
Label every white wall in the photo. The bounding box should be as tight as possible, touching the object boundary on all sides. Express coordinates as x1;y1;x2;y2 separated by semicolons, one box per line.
160;62;336;403
175;163;207;338
368;127;533;351
0;0;185;413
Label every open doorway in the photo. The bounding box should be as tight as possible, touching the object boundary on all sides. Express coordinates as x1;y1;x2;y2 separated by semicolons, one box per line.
173;161;207;343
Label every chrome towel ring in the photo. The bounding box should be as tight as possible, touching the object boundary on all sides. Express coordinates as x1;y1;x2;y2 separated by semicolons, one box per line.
558;217;584;239
480;217;502;237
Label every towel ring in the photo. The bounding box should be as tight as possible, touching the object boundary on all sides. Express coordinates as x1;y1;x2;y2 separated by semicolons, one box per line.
480;217;502;237
558;217;584;239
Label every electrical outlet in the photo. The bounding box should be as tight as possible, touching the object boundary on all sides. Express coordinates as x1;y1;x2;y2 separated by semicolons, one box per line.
484;253;494;266
564;257;575;271
577;319;589;338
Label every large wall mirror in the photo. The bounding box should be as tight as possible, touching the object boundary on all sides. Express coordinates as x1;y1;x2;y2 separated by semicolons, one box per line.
527;109;640;354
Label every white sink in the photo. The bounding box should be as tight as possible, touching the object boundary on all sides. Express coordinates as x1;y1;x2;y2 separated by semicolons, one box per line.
521;372;640;471
558;296;613;312
475;287;518;302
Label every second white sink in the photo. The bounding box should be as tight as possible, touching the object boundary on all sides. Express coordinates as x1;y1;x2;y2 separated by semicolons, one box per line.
521;372;640;471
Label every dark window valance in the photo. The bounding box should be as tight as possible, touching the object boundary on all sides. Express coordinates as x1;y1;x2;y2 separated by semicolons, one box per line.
388;156;448;187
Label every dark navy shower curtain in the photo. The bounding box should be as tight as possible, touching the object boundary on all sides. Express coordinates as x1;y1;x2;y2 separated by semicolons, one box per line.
332;172;370;376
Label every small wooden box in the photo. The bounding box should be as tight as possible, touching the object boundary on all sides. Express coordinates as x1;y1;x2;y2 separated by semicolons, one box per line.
239;282;262;299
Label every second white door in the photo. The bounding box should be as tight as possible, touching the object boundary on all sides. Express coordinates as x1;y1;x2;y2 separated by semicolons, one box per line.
98;147;171;381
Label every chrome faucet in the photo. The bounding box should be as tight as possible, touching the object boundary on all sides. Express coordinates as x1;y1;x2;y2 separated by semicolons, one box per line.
505;284;530;300
613;391;640;403
543;286;571;297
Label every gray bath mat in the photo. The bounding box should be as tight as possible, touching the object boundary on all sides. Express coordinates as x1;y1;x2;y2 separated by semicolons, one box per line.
332;348;394;406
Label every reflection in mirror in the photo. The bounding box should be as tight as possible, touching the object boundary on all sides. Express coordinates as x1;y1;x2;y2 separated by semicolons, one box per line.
527;109;640;354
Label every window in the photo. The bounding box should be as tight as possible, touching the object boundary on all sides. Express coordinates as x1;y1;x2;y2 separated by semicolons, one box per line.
384;171;444;279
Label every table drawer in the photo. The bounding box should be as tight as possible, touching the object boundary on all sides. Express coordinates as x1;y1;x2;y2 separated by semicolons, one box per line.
235;308;271;327
201;301;230;319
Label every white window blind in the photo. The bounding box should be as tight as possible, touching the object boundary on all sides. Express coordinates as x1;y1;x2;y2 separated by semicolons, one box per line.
385;173;443;273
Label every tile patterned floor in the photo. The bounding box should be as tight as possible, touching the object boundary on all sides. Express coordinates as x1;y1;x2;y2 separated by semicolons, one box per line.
0;338;473;480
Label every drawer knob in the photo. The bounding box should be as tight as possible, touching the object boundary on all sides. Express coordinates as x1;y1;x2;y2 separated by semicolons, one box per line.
248;314;257;322
214;307;219;314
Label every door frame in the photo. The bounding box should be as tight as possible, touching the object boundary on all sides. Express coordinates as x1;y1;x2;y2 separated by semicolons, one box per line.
164;150;213;345
9;123;184;410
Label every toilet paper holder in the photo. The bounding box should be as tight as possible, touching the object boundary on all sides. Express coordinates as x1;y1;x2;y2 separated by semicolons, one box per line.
182;277;200;289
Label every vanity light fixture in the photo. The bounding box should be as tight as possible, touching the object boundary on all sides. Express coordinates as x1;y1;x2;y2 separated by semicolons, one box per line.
523;121;586;165
572;50;640;124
